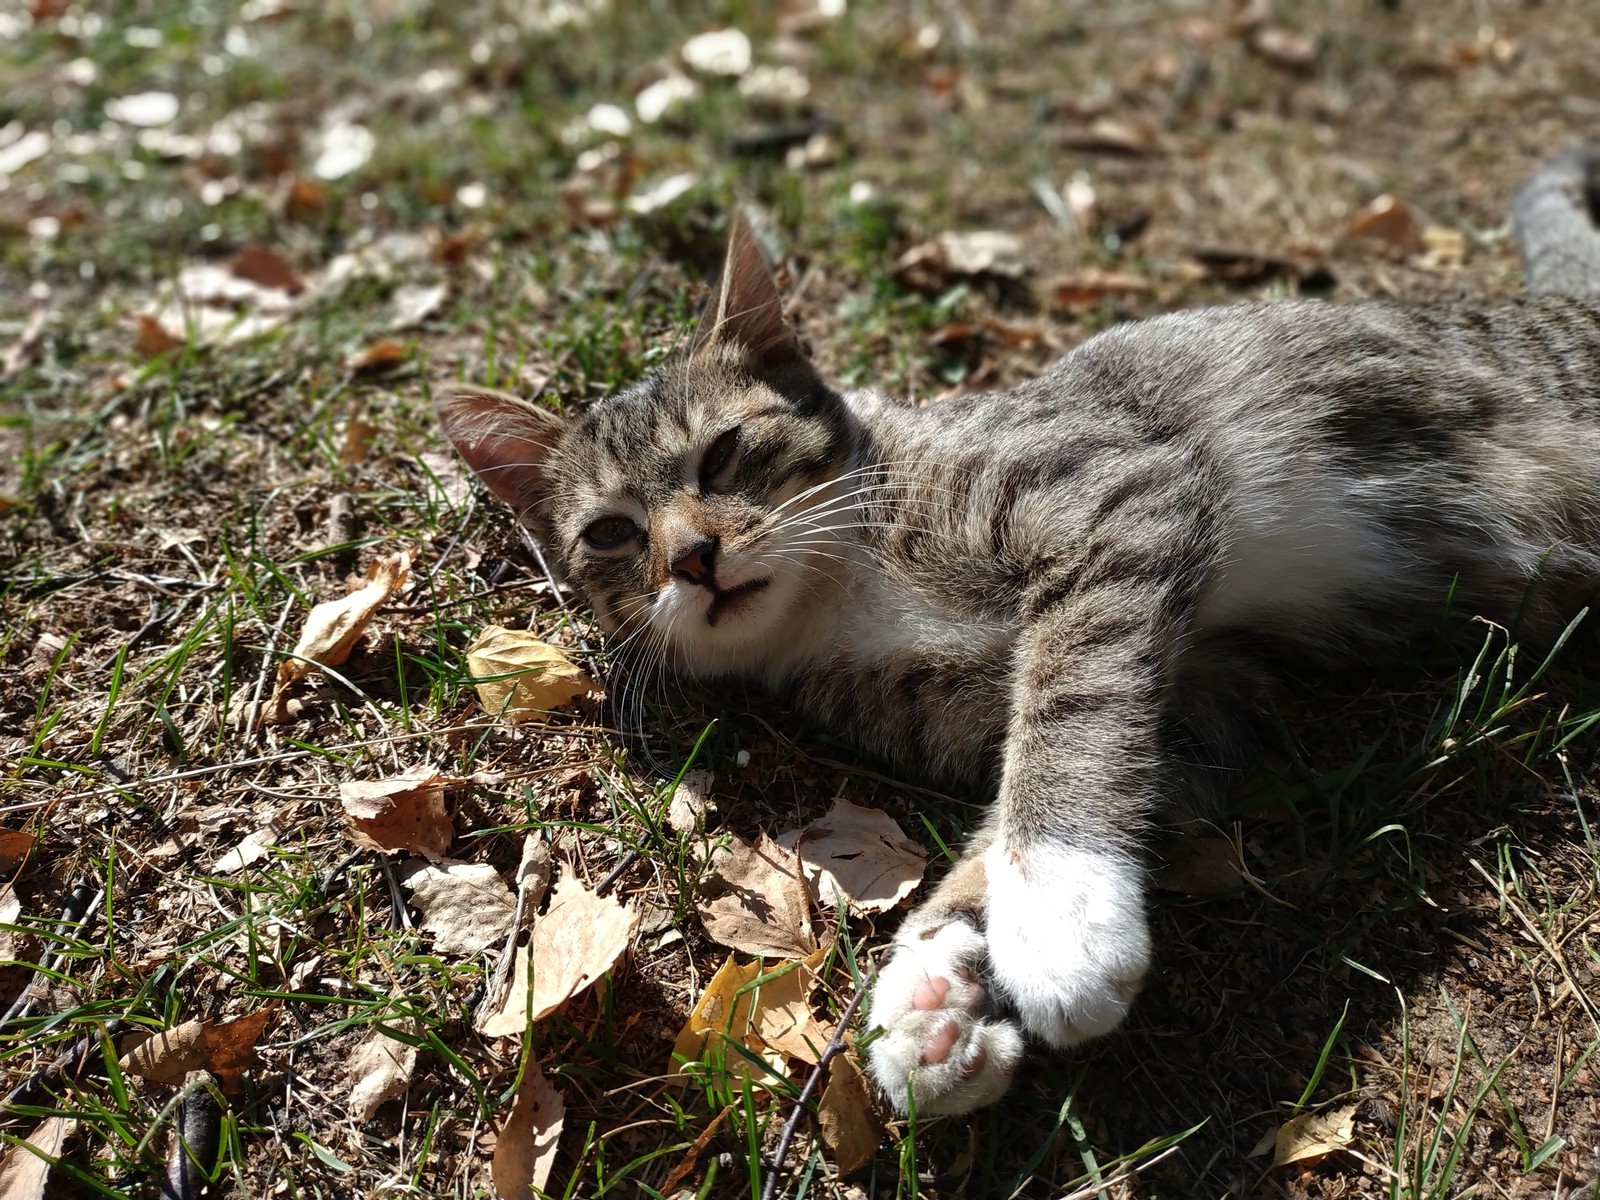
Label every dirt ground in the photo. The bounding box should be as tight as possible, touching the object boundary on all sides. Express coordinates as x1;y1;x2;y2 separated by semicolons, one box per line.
2;1;1599;1197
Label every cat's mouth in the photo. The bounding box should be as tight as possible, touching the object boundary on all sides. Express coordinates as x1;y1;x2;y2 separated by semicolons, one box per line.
706;577;771;626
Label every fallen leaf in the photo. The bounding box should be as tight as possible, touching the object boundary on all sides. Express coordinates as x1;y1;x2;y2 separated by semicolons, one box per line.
341;418;377;465
313;121;375;180
0;827;36;871
670;953;831;1079
818;1048;882;1175
1346;195;1424;257
465;626;598;723
347;1023;419;1122
1249;26;1319;70
2;306;47;381
1153;837;1244;895
229;244;304;295
340;765;460;861
1420;225;1467;268
697;832;817;958
105;91;179;127
1271;1103;1358;1167
0;1115;77;1199
399;859;516;956
667;769;715;834
120;1006;277;1092
490;1059;566;1198
628;172;698;215
1051;268;1152;309
0;129;50;178
389;282;448;331
681;27;753;76
749;951;833;1063
276;550;411;687
895;230;1026;291
477;867;638;1037
776;798;926;914
210;827;278;875
1060;116;1164;156
346;340;408;373
669;955;773;1077
283;176;327;221
134;314;184;359
0;882;23;963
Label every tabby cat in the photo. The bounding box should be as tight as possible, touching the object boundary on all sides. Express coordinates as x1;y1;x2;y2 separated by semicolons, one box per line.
437;147;1600;1116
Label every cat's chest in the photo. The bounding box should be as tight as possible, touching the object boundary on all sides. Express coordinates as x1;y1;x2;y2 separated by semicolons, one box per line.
842;580;1016;667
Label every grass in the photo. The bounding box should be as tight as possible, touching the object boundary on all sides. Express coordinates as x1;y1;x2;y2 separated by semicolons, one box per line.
2;0;1600;1197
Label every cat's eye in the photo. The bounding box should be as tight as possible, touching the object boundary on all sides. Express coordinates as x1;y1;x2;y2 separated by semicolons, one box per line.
700;426;741;490
582;516;640;550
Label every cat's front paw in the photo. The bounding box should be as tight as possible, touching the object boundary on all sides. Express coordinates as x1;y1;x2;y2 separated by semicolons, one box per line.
865;917;1025;1116
983;842;1151;1047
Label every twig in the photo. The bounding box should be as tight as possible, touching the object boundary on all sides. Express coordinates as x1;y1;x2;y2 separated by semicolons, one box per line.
241;594;296;745
2;1018;130;1108
595;851;638;897
1469;858;1600;1035
760;987;866;1200
0;881;103;1027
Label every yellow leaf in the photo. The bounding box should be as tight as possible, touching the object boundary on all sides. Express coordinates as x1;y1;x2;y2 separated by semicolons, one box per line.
670;951;831;1081
1271;1103;1358;1167
465;625;597;723
277;550;411;686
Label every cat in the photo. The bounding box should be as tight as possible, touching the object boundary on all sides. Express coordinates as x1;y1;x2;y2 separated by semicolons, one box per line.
435;145;1600;1117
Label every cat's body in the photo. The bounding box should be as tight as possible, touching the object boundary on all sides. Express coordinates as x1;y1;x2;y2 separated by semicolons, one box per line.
439;147;1600;1116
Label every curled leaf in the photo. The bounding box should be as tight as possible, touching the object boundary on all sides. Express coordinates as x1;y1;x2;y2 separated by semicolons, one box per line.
277;550;411;687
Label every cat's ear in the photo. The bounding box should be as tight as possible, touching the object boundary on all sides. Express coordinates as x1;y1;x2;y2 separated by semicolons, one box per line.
434;385;566;534
690;211;799;366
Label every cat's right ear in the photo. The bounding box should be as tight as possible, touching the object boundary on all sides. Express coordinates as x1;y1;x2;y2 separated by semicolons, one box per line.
434;385;566;534
690;210;799;367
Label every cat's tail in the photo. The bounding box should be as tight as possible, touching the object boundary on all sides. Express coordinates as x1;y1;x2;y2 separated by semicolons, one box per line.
1513;145;1600;295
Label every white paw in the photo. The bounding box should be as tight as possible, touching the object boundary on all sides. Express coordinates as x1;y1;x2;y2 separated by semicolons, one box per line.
865;918;1025;1116
983;842;1151;1048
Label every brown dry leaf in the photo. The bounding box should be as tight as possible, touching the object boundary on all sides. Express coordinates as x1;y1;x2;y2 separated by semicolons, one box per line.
1346;196;1424;257
341;418;378;465
229;244;304;295
818;1048;882;1175
276;550;411;687
750;950;833;1063
476;867;638;1037
0;1115;77;1199
340;765;460;861
1271;1103;1358;1167
347;1024;419;1122
1154;837;1244;895
490;1059;566;1198
133;313;184;359
775;798;926;914
120;1006;277;1092
697;831;817;958
346;339;409;374
465;626;597;723
2;306;48;381
1051;268;1152;309
399;858;516;956
0;827;36;871
283;176;327;221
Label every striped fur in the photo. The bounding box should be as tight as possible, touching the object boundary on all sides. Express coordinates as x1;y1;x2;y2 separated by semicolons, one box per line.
438;148;1600;1115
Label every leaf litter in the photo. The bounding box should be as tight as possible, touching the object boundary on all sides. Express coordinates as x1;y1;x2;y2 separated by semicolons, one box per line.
339;765;461;861
465;625;598;722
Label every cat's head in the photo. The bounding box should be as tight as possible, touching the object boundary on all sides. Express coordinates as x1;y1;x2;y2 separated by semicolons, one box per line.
437;215;856;675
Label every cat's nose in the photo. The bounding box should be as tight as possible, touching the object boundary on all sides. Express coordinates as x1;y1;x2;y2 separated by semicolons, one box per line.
671;538;718;588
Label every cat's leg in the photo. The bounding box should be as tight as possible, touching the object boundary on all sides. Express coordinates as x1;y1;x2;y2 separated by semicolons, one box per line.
865;834;1027;1115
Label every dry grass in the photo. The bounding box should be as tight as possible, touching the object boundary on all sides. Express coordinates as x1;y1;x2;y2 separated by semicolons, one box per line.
2;1;1599;1197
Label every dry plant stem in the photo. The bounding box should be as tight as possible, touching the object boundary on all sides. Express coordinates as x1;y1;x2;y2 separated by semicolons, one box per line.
2;1018;130;1108
1;881;101;1026
760;987;867;1200
1468;857;1600;1034
241;594;295;745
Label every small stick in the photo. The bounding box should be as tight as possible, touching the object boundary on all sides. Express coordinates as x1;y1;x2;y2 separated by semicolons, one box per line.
760;987;866;1200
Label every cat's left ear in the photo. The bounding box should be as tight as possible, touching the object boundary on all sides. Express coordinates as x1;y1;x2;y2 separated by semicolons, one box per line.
690;211;799;367
434;384;566;541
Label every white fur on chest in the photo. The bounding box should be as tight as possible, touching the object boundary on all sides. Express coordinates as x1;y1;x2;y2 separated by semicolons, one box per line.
842;578;1015;666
